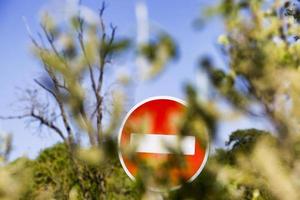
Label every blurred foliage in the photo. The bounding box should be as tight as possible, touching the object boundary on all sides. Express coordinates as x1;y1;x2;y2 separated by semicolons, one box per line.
181;0;300;199
28;143;139;200
138;33;178;79
2;0;300;199
0;133;12;163
0;143;139;200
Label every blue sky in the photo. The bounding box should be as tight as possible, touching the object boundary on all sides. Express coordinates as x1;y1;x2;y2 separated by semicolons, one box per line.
0;0;271;160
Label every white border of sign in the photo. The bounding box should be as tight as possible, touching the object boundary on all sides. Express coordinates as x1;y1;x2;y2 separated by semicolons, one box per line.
118;96;210;191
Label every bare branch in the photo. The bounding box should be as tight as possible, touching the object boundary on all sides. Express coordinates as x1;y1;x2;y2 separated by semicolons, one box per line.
78;33;98;97
0;112;66;142
23;16;41;48
0;114;31;120
40;24;69;68
57;83;70;92
94;12;117;144
30;111;66;142
34;59;75;145
34;79;57;98
97;25;117;95
99;2;107;17
76;20;98;146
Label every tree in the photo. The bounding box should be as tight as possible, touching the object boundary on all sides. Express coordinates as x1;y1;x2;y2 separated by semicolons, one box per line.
1;1;177;199
170;0;300;199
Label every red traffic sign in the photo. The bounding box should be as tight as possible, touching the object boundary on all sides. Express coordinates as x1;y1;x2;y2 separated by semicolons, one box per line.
118;96;209;190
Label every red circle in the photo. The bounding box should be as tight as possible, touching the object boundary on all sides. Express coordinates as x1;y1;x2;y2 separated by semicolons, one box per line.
118;97;209;190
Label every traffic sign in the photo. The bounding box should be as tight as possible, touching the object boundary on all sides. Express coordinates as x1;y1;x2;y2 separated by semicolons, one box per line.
118;96;209;190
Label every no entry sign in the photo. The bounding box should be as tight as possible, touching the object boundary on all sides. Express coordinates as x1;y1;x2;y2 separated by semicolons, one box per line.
118;96;209;190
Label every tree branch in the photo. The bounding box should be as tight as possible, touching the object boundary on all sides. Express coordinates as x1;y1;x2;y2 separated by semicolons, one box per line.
30;111;66;142
38;61;75;145
76;23;98;147
34;79;57;98
0;113;66;142
40;24;68;68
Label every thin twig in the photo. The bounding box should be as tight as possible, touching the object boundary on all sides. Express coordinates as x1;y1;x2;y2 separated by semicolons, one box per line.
34;79;57;98
0;112;66;142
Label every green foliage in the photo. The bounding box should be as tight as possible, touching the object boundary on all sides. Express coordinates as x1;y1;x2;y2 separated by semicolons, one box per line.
190;1;300;199
169;168;231;200
169;128;276;200
138;33;178;78
226;129;271;154
14;143;139;200
31;143;76;199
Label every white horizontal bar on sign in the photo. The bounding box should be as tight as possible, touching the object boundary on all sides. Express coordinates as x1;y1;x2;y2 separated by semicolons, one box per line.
130;133;195;155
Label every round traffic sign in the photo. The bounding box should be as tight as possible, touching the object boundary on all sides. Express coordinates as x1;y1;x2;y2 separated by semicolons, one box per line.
118;96;209;190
